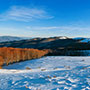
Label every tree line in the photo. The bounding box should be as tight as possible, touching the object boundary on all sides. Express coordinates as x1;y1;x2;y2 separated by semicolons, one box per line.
0;47;48;68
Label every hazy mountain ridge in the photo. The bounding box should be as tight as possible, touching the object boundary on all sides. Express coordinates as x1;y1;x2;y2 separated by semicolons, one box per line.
0;36;32;42
0;36;89;43
0;36;89;49
0;36;71;48
0;36;90;56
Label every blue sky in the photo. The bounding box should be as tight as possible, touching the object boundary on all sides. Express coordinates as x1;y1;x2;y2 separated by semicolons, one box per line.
0;0;90;37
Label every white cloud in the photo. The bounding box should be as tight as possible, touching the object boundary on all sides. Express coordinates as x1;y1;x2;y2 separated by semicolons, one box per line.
0;25;90;37
0;6;53;22
26;26;90;31
26;26;90;37
26;26;61;30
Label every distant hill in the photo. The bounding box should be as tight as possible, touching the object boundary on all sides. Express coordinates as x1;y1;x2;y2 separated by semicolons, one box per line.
0;36;79;50
0;36;90;56
0;36;89;49
74;37;90;43
0;36;31;42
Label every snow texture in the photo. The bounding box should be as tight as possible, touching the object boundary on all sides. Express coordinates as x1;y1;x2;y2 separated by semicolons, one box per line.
0;56;90;90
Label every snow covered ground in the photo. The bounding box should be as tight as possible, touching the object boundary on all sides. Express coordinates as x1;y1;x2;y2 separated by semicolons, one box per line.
74;37;90;43
0;56;90;90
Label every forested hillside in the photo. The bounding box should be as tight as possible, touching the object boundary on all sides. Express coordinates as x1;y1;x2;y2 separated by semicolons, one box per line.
0;47;48;68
